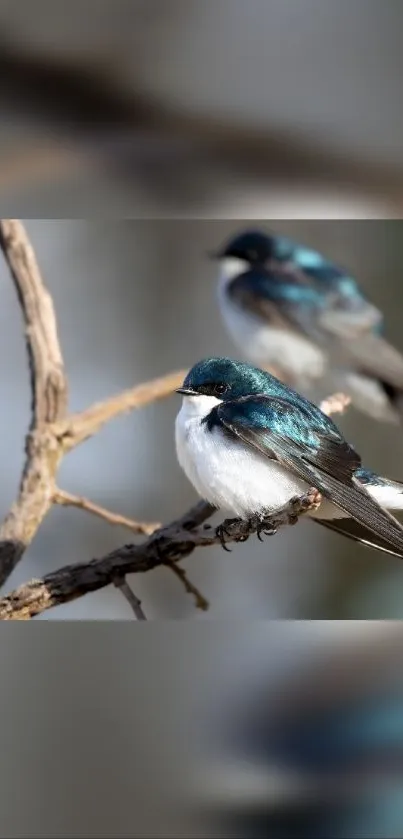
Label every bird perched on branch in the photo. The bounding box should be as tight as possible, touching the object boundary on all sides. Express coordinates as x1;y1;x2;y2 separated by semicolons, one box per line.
210;228;403;425
175;357;403;557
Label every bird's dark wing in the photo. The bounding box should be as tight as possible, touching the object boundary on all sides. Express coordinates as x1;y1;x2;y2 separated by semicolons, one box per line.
266;255;403;389
271;243;385;339
314;517;403;559
226;268;324;340
212;395;403;558
227;266;403;393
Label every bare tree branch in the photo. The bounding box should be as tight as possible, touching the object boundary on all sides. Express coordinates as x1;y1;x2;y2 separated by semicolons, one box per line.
53;369;186;453
113;576;147;620
0;219;68;427
320;392;351;417
0;492;320;620
53;488;160;536
164;560;209;612
0;219;68;584
0;219;186;587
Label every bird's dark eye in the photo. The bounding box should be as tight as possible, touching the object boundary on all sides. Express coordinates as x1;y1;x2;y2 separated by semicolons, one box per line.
198;382;227;396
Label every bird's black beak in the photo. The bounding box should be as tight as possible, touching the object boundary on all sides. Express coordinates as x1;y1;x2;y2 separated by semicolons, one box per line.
176;387;198;396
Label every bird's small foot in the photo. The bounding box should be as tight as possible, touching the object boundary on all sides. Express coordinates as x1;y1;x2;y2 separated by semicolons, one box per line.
256;489;323;532
215;489;322;550
216;518;238;551
216;516;253;550
236;513;277;543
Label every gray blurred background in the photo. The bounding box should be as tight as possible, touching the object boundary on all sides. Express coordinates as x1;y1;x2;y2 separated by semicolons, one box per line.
1;219;403;620
1;0;403;217
2;622;403;838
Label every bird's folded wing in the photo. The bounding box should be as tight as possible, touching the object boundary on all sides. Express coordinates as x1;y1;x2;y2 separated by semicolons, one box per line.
227;268;389;369
314;516;403;559
215;395;403;557
227;268;323;337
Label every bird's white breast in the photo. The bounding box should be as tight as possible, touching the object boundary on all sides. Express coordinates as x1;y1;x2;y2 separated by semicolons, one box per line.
217;265;325;383
175;394;308;518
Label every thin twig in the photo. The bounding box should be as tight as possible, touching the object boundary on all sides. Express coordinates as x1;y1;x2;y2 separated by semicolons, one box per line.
54;488;160;536
320;392;351;417
0;492;318;620
53;369;186;452
113;576;147;620
0;219;68;584
165;561;210;612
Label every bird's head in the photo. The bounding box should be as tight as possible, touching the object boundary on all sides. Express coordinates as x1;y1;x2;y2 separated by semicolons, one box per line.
208;228;276;271
177;357;277;401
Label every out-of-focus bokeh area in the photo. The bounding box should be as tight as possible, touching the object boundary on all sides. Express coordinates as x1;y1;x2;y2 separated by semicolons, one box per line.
2;622;403;837
1;219;403;619
192;623;403;839
1;0;403;216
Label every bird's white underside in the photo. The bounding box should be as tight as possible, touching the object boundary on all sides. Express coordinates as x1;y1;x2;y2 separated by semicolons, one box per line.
175;395;403;521
217;259;400;423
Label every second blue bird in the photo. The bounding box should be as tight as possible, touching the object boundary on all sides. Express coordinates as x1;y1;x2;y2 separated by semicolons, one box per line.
211;228;403;424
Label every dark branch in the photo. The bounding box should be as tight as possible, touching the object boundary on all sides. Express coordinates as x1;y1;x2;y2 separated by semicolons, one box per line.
0;493;319;620
113;576;147;620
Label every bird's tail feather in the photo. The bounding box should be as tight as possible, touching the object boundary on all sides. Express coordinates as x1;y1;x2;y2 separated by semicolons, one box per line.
313;472;403;558
313;516;403;559
315;471;403;559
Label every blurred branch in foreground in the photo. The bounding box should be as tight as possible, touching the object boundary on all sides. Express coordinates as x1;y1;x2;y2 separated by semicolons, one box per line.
2;40;403;210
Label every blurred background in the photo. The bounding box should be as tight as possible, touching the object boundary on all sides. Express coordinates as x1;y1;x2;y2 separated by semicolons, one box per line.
1;0;403;216
2;622;403;837
1;219;403;619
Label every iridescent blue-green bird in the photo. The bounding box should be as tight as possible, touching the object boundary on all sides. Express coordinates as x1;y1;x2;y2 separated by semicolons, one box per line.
210;228;403;425
176;357;403;558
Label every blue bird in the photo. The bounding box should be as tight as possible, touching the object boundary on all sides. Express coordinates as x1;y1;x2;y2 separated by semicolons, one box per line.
210;228;403;424
175;357;403;558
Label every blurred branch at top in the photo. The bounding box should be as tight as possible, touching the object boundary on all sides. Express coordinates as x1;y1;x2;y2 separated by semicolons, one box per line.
2;1;403;214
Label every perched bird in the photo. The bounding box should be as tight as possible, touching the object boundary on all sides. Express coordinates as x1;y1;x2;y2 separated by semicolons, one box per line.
175;357;403;558
211;228;403;424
